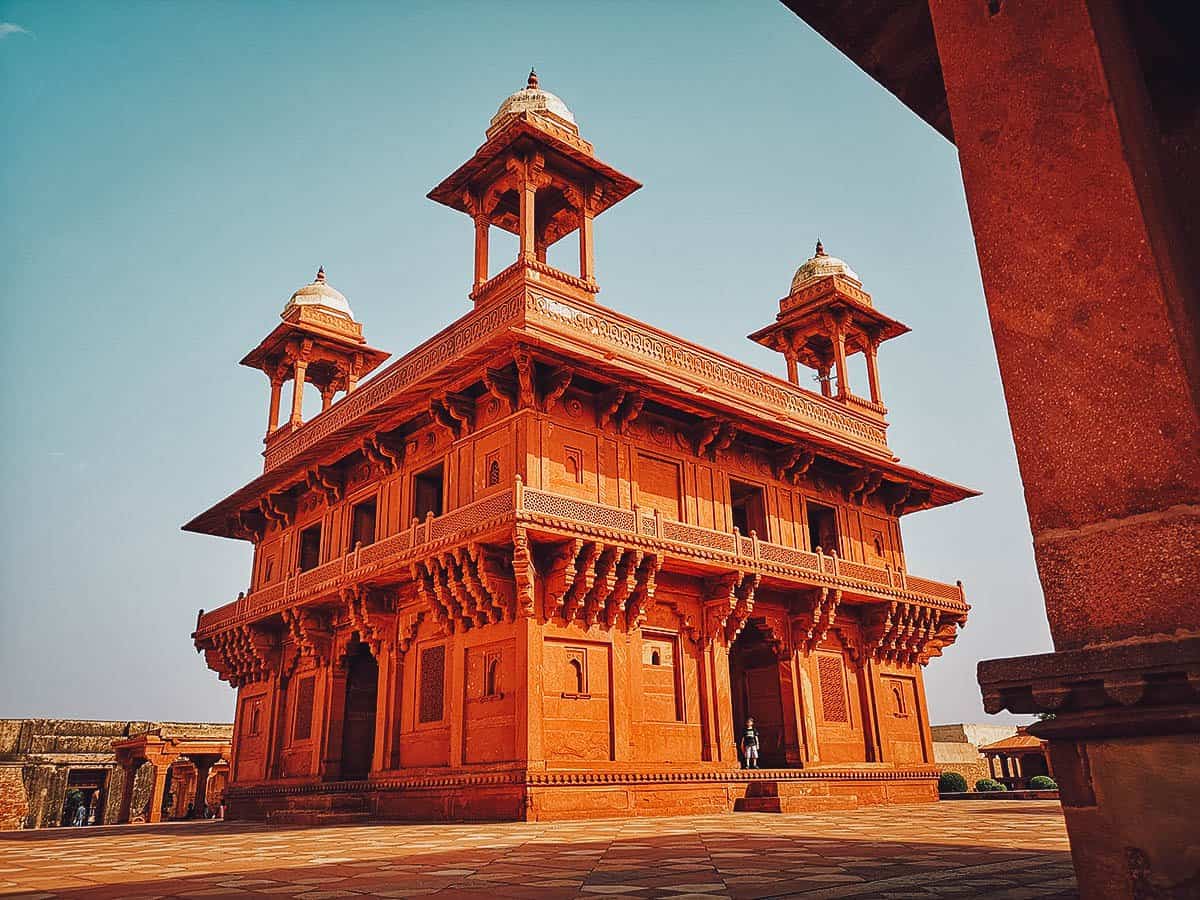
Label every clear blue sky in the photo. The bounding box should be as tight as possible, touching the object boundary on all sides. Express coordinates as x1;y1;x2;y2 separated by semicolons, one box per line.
0;0;1048;725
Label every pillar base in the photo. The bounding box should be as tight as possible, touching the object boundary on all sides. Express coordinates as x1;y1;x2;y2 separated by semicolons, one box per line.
978;634;1200;899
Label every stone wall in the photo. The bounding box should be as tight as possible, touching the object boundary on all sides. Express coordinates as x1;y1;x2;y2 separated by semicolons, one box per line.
931;722;1015;787
0;719;230;830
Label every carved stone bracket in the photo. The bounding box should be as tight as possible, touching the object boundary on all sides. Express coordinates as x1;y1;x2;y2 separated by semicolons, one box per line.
412;542;514;633
306;466;342;505
774;444;816;484
801;587;842;652
430;392;474;439
361;433;405;474
597;385;643;433
702;571;759;644
259;492;292;530
843;468;883;505
862;600;963;666
281;605;334;672
483;367;518;414
344;585;398;657
200;623;279;688
512;525;537;618
540;365;574;413
694;419;736;461
543;538;659;628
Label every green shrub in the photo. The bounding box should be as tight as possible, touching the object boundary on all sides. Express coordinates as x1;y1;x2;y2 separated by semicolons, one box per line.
975;778;1006;792
1028;775;1058;790
938;771;968;793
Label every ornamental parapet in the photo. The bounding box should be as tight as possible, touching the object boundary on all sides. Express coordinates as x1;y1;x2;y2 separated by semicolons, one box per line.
259;278;891;475
195;479;967;645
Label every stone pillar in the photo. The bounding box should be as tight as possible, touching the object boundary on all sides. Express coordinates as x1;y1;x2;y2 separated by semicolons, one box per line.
146;763;168;824
864;337;883;405
289;358;307;426
579;205;595;284
473;212;489;287
817;363;833;398
697;639;718;762
192;757;214;816
926;0;1199;895
266;375;283;435
319;383;335;412
116;760;138;824
514;615;544;766
518;166;536;263
784;350;799;386
777;649;804;767
828;312;850;399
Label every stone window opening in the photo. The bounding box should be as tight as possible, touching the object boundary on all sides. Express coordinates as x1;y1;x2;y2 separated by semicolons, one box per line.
806;501;839;555
413;463;444;520
487;457;501;486
650;648;662;666
569;658;585;692
298;523;322;572
483;654;501;698
350;497;377;550
892;685;907;717
246;699;263;736
563;649;589;698
730;479;768;538
564;446;584;484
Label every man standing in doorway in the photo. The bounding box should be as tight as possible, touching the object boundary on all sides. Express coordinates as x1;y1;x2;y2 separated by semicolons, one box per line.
740;718;760;769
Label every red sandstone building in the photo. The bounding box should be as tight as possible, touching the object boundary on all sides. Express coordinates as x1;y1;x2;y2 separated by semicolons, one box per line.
186;73;976;822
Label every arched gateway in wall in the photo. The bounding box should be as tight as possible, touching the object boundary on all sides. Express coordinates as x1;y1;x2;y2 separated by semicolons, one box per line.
186;71;975;822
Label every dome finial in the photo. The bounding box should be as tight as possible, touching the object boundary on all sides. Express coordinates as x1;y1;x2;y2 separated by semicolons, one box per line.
527;67;538;89
815;239;826;257
315;266;326;283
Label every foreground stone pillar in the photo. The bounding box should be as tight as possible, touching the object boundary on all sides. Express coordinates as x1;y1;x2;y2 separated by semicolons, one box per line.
924;1;1199;896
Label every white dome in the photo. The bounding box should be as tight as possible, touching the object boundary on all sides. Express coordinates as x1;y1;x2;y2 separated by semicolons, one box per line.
790;241;860;294
488;69;578;137
283;267;355;320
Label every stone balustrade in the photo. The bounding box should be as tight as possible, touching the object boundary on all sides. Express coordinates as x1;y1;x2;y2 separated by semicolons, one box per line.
195;480;965;638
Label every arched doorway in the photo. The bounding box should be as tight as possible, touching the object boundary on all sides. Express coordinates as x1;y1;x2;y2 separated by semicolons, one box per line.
339;642;378;780
728;621;787;768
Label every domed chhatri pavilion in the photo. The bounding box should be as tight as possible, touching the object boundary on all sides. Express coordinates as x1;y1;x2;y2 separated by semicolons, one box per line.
186;72;977;822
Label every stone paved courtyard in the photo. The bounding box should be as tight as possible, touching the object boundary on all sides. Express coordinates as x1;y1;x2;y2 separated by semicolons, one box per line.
0;801;1076;899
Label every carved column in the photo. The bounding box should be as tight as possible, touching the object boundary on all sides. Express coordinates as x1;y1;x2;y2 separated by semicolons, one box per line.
146;763;168;824
817;362;833;398
320;383;335;412
579;199;596;283
784;348;799;386
192;756;215;815
518;162;537;263
864;335;883;405
827;311;850;400
266;373;284;435
290;357;308;426
473;211;489;287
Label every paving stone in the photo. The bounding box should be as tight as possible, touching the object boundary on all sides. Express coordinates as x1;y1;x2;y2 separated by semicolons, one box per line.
0;800;1076;899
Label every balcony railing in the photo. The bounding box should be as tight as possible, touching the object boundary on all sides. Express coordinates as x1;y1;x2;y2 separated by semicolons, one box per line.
196;479;966;637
